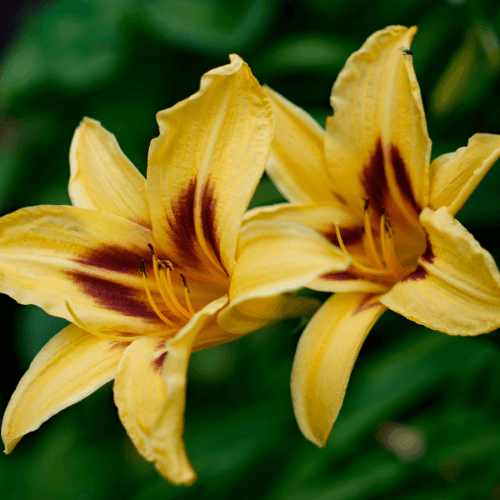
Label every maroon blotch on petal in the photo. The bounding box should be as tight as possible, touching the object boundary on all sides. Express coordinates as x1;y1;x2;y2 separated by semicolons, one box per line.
420;239;434;264
75;244;153;275
402;266;427;282
200;180;223;269
67;271;159;321
152;351;168;373
353;294;381;316
390;144;420;213
360;139;387;215
169;178;199;266
322;271;357;281
109;340;130;350
323;226;362;248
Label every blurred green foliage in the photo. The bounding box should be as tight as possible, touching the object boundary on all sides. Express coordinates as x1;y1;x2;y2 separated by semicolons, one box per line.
1;0;500;499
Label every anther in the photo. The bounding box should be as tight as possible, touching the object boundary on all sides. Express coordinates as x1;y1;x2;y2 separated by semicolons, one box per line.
162;260;173;272
148;243;155;256
180;274;189;293
140;259;146;277
181;274;195;316
363;198;370;211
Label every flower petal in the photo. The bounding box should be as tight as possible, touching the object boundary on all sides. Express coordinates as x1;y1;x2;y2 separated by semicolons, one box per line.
243;203;390;294
325;25;431;219
0;205;170;334
243;201;359;239
263;86;336;203
69;117;151;228
147;54;273;277
113;296;227;485
228;219;350;305
429;133;500;215
2;324;126;453
291;293;385;447
381;207;500;335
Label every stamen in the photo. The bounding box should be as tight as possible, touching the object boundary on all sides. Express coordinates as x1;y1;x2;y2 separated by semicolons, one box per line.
335;223;388;276
362;199;384;268
152;254;184;319
181;274;195;316
65;301;142;342
141;259;177;327
159;260;192;319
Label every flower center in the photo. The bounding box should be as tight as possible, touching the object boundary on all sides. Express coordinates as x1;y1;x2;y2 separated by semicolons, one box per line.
335;200;412;281
140;244;195;327
65;244;195;343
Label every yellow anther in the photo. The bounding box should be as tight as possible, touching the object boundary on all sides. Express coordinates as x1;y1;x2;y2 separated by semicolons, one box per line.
141;261;177;327
65;302;142;342
335;223;388;276
181;274;196;316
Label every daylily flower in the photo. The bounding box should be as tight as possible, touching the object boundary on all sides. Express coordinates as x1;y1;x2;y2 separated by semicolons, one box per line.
0;55;334;485
226;26;500;447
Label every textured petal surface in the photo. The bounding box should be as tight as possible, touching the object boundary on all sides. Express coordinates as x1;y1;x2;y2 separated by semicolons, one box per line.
243;202;358;240
263;86;334;203
228;220;350;305
324;25;431;220
147;54;273;278
114;296;227;485
381;207;500;335
69;117;151;228
429;133;500;215
2;324;125;453
291;293;385;447
0;205;173;334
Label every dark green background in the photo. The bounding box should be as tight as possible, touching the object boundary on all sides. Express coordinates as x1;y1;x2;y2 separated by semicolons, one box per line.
1;0;500;498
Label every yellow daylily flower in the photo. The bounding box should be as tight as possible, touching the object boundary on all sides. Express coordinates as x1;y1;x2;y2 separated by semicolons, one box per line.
225;26;500;447
0;55;339;485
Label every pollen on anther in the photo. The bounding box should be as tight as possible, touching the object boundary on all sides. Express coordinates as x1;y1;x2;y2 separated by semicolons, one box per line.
147;243;155;256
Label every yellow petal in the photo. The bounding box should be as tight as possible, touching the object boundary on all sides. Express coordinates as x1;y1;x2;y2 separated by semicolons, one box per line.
113;296;227;485
325;25;431;219
291;293;385;447
243;203;389;294
229;220;350;305
263;86;337;204
2;324;125;453
381;207;500;335
0;205;169;334
242;201;359;239
69;117;151;228
147;54;273;278
429;133;500;215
